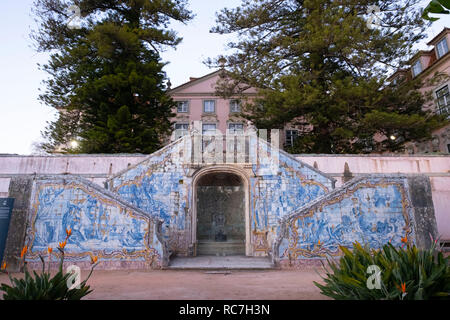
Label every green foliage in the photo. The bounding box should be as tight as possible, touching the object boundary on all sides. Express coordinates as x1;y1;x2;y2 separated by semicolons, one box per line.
423;0;450;21
1;248;98;300
1;268;90;300
314;241;450;300
210;0;448;153
1;230;98;300
33;0;193;154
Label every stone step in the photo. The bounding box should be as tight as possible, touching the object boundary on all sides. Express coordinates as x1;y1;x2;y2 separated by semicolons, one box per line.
167;255;276;270
197;240;245;256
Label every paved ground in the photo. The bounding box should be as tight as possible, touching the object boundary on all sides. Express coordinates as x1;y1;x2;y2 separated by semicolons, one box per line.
168;255;274;270
0;269;329;300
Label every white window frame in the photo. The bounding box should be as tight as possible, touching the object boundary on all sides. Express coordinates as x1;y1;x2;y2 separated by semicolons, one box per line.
436;37;449;59
435;84;450;116
202;123;217;135
203;100;216;114
412;59;422;77
230;100;241;113
285;130;299;147
176;100;189;113
174;123;189;139
228;123;244;134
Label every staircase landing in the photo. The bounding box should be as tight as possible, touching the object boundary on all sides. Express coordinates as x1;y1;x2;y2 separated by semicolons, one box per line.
167;255;276;270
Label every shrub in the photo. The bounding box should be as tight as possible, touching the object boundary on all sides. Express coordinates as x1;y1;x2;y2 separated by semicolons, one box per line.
314;239;450;300
0;228;99;300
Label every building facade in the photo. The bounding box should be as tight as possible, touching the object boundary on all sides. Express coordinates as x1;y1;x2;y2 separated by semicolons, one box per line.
390;28;450;154
168;70;257;140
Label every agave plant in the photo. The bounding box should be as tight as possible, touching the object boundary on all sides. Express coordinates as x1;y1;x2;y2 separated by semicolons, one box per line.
314;238;450;300
0;228;99;300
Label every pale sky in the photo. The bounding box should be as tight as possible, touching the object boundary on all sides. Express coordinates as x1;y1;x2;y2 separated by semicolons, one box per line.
0;0;447;155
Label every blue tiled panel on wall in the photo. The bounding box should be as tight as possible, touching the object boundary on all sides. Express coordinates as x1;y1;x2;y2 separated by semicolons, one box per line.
109;136;337;253
278;178;414;260
25;179;163;265
110;140;190;236
250;139;333;232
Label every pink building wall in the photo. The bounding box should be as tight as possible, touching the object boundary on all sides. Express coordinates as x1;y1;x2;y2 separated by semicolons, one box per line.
406;29;450;154
169;70;257;136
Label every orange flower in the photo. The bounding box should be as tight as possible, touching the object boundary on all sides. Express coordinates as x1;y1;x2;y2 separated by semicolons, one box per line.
66;228;72;238
90;255;98;265
318;240;321;246
400;282;406;294
58;240;67;249
401;235;408;244
20;246;28;259
48;247;53;254
1;262;6;270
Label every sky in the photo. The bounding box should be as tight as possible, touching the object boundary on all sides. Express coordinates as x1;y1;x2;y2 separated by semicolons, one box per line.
0;0;447;155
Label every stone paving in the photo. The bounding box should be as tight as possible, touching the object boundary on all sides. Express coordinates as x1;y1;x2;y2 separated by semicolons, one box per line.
168;255;275;270
0;269;329;300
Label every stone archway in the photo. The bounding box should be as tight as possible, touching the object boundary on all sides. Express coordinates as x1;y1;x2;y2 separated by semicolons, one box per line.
191;166;251;256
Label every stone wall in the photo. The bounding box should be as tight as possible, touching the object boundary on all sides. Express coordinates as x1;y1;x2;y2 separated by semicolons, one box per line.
273;175;438;268
2;175;168;271
296;155;450;239
197;185;245;242
0;148;448;270
0;154;147;197
3;177;34;271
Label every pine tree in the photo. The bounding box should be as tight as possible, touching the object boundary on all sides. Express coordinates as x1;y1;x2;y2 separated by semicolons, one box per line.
33;0;193;154
209;0;448;153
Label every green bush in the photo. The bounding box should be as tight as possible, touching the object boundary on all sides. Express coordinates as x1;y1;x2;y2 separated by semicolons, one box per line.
0;231;98;300
314;241;450;300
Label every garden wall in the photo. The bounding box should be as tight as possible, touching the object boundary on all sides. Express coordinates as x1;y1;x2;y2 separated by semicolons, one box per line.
0;150;448;267
273;175;438;268
3;175;168;271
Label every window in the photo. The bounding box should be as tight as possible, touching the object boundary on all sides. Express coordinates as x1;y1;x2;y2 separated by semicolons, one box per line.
391;75;404;86
230;100;241;113
228;123;244;134
285;130;299;147
202;123;217;135
174;123;189;139
436;85;450;116
436;38;449;59
412;60;422;77
177;101;189;113
203;100;215;113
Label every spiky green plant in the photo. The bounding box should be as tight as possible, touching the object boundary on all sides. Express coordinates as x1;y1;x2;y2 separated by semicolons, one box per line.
314;240;450;300
0;231;98;300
